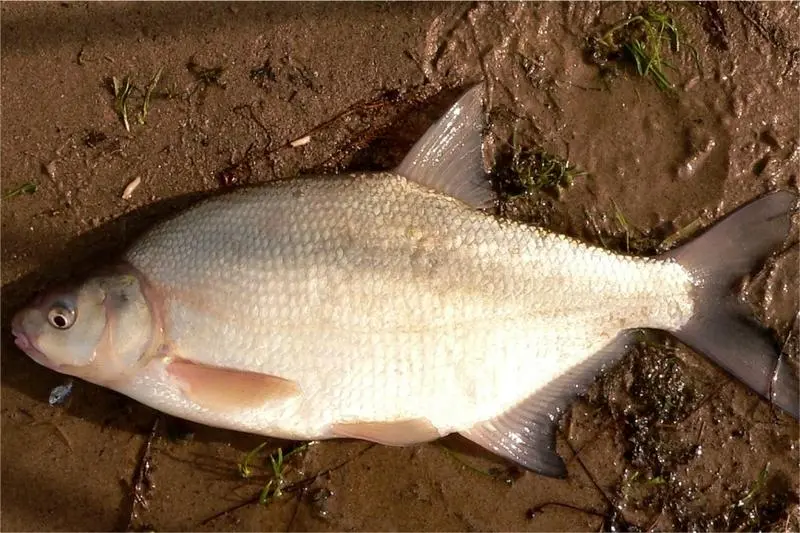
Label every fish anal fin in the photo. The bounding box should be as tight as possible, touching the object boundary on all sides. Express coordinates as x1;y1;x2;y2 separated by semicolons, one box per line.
331;418;441;446
461;332;634;478
461;408;567;478
166;359;301;412
395;84;495;209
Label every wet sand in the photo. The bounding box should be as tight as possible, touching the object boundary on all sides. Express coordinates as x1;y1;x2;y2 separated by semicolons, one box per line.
1;2;798;531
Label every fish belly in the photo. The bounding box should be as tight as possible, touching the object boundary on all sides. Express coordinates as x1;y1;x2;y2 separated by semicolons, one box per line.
123;173;694;438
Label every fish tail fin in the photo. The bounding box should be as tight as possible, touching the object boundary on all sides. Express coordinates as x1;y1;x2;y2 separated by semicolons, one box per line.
661;190;799;419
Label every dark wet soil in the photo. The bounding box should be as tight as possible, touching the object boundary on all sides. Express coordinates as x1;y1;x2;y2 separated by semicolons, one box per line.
1;2;798;531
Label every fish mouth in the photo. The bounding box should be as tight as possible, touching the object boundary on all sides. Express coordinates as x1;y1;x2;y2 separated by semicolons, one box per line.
11;313;54;370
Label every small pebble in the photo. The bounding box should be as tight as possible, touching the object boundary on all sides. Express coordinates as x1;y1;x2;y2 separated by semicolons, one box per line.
122;176;142;199
49;379;74;405
43;161;57;179
290;135;311;148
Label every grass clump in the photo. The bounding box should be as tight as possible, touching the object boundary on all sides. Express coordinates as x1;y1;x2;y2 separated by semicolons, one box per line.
493;131;584;200
512;146;583;194
582;200;663;256
238;441;269;479
720;464;798;532
674;465;798;532
110;67;164;132
237;442;311;506
587;7;694;92
584;201;710;257
491;126;585;230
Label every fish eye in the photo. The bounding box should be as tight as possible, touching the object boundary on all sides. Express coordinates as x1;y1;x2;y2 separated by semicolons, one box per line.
47;304;76;330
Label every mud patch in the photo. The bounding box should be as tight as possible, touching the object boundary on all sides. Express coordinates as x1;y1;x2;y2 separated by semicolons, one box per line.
2;2;797;531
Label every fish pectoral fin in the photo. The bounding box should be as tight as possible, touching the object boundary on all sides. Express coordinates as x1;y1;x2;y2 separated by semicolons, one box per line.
331;418;441;446
166;359;301;412
461;332;635;478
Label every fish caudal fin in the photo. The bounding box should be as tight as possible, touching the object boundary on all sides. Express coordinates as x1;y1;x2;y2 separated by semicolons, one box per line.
663;190;799;419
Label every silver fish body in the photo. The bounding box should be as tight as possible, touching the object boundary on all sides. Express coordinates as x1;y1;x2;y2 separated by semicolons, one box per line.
122;173;691;437
12;85;799;476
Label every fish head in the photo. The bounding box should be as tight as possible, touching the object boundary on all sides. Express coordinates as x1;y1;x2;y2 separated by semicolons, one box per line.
11;268;160;386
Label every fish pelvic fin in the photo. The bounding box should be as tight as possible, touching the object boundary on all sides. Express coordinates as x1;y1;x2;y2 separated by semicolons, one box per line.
461;333;635;478
331;418;441;446
395;84;496;209
662;190;799;419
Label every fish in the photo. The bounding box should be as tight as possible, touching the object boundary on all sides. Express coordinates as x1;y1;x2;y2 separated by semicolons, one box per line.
12;85;799;477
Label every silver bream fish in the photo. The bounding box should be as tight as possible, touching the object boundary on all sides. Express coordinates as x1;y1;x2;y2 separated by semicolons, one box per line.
12;86;799;476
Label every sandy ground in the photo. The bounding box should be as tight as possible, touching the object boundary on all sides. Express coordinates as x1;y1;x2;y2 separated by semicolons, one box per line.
1;2;798;531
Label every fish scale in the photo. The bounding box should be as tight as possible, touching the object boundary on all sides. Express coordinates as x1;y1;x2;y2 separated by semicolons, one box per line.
122;172;693;437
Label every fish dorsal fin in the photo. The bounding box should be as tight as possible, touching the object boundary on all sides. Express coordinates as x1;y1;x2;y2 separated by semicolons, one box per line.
395;84;495;209
460;333;634;478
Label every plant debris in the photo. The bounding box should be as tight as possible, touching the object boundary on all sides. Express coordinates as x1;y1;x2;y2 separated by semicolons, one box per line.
140;67;163;124
580;336;799;531
580;199;679;256
674;465;799;531
109;67;165;132
587;7;694;92
216;142;256;188
3;182;37;199
249;56;319;93
489;127;585;232
238;441;269;479
202;443;375;527
188;59;226;92
237;441;313;505
439;444;524;485
112;75;134;131
492;132;584;200
581;339;704;528
250;60;277;86
83;129;108;148
698;1;729;51
126;418;160;530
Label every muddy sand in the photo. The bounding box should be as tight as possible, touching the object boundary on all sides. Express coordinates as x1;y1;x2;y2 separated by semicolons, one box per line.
1;2;798;531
